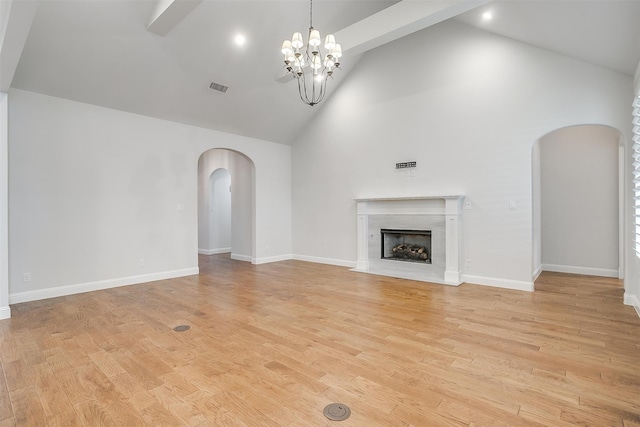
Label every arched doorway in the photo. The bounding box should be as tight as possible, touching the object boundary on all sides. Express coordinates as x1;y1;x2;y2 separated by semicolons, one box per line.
532;124;623;280
197;148;255;263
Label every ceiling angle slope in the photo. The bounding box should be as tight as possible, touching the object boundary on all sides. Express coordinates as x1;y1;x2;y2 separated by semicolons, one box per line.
275;0;490;84
147;0;203;36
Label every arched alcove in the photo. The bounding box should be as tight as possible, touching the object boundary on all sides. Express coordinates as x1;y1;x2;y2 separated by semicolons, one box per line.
532;125;623;281
197;148;255;263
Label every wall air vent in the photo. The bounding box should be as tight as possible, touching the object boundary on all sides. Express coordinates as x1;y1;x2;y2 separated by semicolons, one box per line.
209;82;229;94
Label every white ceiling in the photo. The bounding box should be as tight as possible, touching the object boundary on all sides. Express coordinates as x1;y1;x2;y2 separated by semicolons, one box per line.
6;0;640;145
455;0;640;76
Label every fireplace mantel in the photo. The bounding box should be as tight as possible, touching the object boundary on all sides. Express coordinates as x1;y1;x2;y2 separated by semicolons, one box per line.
353;195;464;285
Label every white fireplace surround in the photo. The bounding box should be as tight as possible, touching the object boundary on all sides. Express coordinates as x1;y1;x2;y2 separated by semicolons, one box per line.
352;196;464;285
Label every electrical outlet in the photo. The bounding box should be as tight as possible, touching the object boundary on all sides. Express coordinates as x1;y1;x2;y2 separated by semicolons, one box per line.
465;259;472;268
23;272;32;282
465;201;471;210
138;259;145;269
509;200;517;210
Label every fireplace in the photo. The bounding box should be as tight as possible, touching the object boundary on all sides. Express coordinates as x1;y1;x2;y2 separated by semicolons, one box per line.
353;196;464;285
381;229;432;264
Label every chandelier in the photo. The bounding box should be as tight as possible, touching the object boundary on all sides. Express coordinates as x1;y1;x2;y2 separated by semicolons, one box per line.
280;0;342;106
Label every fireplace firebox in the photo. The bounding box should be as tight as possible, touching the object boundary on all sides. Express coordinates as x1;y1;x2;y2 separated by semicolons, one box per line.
381;229;432;264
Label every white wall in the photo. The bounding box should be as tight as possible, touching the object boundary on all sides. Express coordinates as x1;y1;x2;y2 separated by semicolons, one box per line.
538;125;619;277
210;169;231;252
8;88;292;302
230;152;255;260
292;21;633;290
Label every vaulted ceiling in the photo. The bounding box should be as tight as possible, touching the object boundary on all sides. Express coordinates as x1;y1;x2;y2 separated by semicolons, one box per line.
4;0;640;145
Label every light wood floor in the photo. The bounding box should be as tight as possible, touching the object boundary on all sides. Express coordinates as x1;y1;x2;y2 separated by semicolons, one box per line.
1;255;639;426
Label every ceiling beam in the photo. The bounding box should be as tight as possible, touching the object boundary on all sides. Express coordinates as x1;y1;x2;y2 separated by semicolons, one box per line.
336;0;491;57
276;0;490;83
0;0;39;92
147;0;203;36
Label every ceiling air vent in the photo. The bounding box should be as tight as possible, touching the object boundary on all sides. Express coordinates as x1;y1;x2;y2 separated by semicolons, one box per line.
209;82;229;94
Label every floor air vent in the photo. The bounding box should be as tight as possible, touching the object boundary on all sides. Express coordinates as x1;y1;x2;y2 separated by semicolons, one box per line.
323;403;351;421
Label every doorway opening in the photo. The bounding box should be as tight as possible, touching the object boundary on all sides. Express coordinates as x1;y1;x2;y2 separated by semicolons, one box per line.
532;124;623;284
197;148;255;265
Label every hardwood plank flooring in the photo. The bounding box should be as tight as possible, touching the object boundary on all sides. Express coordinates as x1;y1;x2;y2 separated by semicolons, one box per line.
1;254;639;426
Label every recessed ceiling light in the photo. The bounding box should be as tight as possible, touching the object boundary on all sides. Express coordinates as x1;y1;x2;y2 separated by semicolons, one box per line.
482;11;493;21
234;34;246;46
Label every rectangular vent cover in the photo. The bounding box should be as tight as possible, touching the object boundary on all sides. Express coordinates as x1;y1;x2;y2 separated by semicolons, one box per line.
209;82;229;93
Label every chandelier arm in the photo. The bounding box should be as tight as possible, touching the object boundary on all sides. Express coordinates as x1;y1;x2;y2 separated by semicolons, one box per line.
316;74;327;104
297;74;310;105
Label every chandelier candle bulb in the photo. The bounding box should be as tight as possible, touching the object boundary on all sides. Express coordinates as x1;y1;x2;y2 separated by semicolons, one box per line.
309;29;321;47
324;34;336;50
332;44;342;59
324;55;334;68
291;32;303;49
281;40;293;56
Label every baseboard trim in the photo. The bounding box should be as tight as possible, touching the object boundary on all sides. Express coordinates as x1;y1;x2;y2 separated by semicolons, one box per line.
624;293;640;318
9;267;200;305
0;305;11;320
541;264;618;278
253;254;293;265
292;254;356;268
532;265;543;282
230;253;252;263
461;274;534;292
198;247;231;255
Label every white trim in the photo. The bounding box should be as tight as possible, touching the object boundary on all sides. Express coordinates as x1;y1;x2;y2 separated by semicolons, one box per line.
0;305;10;320
624;293;640;318
444;270;461;284
532;265;543;282
355;214;368;271
618;139;624;279
9;267;199;304
230;253;252;263
632;97;640;259
461;274;534;292
198;247;231;255
541;263;618;278
0;93;8;317
293;254;356;268
252;254;292;265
